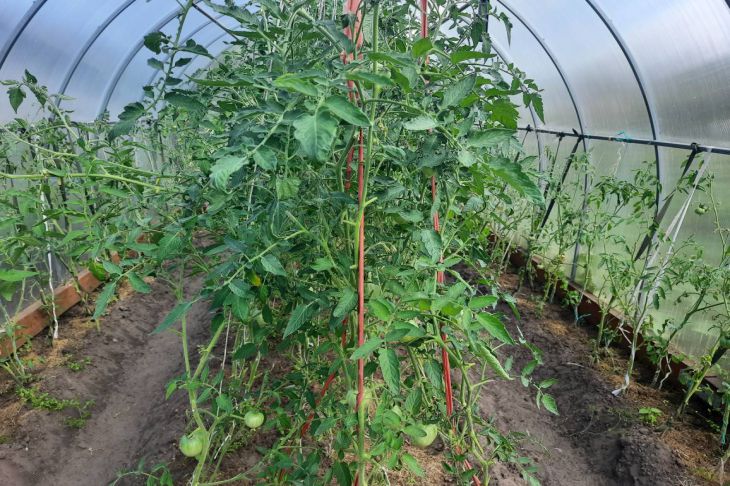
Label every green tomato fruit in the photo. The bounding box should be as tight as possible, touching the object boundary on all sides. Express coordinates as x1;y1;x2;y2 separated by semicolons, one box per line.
411;424;438;449
179;432;204;457
694;204;708;215
244;410;265;429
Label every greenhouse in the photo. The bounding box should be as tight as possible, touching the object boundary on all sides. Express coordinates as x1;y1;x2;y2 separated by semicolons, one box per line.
0;0;729;484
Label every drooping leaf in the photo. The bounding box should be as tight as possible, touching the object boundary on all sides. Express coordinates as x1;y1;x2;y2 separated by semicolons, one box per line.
92;281;117;319
403;115;438;131
261;254;287;277
420;229;442;263
440;74;475;109
379;348;400;394
401;453;424;476
127;272;152;294
480;345;511;379
476;312;515;344
165;92;205;113
274;73;319;97
253;146;277;171
153;301;193;333
334;287;357;318
490;157;544;206
283;303;315;337
8;87;25;113
350;338;384;360
210;156;247;189
324;96;370;127
0;269;37;282
412;37;433;57
293;111;339;161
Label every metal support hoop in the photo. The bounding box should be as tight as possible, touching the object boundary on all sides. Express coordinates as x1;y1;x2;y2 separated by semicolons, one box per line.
584;0;662;203
495;0;588;154
0;0;50;71
58;0;141;98
143;16;229;93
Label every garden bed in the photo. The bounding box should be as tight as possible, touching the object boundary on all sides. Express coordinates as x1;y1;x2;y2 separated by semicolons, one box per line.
0;266;722;485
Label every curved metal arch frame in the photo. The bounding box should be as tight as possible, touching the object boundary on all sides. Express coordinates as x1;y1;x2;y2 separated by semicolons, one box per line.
142;16;230;92
490;39;545;168
495;0;588;154
96;6;199;118
58;0;142;97
0;0;50;71
584;0;662;204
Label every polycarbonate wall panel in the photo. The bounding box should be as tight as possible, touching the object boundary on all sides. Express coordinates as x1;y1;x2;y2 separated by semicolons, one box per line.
0;0;132;121
106;9;234;119
62;0;184;120
0;1;33;68
498;0;652;138
602;0;730;147
652;149;730;362
488;18;580;131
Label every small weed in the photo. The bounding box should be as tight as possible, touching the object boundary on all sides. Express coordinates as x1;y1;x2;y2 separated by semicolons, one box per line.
66;356;92;372
17;386;94;428
0;435;9;445
639;407;662;426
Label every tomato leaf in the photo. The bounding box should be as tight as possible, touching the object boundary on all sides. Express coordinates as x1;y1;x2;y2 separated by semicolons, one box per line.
490;157;544;206
274;73;319;97
403;115;438;131
293;111;339;162
333;287;357;318
253;146;277;171
283;303;315;337
8;86;25;113
164;92;205;113
210;156;247;189
401;453;424;476
476;312;515;344
324;96;370;127
127;271;151;294
261;254;287;276
440;74;475;109
412;37;433;57
379;348;400;394
153;301;193;334
0;269;37;282
479;344;511;380
468;295;498;310
92;281;117;320
541;393;559;415
350;337;383;360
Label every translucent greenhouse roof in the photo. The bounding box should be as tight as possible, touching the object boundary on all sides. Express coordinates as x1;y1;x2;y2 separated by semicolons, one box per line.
1;0;730;152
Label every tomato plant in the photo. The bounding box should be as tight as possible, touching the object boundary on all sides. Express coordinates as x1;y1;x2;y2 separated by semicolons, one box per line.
0;1;561;484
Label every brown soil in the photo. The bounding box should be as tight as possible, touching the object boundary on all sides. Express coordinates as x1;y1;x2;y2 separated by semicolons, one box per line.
0;266;723;486
0;277;209;486
480;270;720;486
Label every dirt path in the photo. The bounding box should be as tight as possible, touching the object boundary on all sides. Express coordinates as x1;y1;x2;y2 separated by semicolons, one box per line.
481;272;701;486
0;278;210;486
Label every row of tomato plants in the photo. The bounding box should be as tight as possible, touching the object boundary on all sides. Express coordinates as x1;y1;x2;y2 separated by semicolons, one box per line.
1;1;557;484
